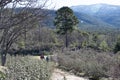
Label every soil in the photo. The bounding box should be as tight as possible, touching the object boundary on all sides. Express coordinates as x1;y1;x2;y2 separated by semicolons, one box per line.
51;68;88;80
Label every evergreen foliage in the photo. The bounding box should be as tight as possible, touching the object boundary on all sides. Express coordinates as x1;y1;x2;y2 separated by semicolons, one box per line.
114;37;120;53
99;40;109;51
54;6;79;47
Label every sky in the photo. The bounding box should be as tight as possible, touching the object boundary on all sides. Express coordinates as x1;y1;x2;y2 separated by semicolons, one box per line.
48;0;120;9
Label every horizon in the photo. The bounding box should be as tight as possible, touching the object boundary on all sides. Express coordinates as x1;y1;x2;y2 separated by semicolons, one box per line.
48;0;120;9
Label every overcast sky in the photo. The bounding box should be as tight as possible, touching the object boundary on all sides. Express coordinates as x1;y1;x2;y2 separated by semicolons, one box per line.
48;0;120;9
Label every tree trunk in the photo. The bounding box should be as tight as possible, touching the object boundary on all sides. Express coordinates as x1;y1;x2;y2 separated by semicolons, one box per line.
65;32;68;48
1;50;6;66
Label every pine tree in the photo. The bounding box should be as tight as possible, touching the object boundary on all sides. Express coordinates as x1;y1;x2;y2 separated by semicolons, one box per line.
54;6;79;47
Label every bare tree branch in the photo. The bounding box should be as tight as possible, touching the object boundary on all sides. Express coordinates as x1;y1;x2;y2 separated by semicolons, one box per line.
0;0;50;66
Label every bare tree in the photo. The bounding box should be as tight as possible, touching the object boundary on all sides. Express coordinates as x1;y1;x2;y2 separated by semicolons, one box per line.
0;0;49;66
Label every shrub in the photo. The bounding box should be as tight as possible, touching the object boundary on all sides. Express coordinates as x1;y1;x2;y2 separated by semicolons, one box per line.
0;71;6;79
84;61;107;80
109;53;120;79
4;55;54;80
57;49;116;79
114;37;120;53
99;40;109;51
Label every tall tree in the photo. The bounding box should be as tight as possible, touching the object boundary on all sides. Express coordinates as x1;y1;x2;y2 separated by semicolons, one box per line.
54;6;79;47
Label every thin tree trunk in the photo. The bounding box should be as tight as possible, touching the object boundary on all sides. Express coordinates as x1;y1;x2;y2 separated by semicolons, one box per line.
1;50;6;66
38;24;41;54
24;26;27;56
65;32;68;48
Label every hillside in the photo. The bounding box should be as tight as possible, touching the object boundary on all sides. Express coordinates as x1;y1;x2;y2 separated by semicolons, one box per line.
71;4;120;28
14;4;120;31
45;9;115;31
15;4;120;31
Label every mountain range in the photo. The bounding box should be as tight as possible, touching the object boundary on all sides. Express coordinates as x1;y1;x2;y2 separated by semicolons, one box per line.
71;4;120;29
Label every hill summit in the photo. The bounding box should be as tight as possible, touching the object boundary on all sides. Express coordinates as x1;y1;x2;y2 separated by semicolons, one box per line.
71;4;120;28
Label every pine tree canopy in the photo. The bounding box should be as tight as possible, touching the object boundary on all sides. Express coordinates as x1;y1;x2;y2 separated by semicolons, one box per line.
54;6;79;35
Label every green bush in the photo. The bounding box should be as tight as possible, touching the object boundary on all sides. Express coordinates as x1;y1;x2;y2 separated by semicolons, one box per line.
0;71;6;80
4;55;54;80
99;40;109;51
114;38;120;53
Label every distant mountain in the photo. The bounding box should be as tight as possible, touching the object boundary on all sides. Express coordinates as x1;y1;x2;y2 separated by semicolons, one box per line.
71;4;120;15
42;9;114;31
19;4;119;31
73;12;114;31
71;4;120;27
14;4;120;31
45;10;115;32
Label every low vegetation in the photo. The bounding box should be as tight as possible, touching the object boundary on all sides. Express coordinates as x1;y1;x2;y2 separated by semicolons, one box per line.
56;49;120;80
0;55;54;80
1;1;120;80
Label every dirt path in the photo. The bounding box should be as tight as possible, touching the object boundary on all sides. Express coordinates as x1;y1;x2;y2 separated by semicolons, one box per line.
51;68;88;80
32;56;88;80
